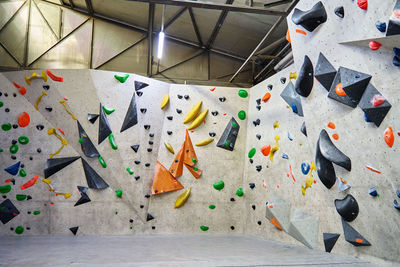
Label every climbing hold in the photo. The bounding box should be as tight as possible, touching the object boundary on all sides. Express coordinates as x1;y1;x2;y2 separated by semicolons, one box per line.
334;6;344;18
248;148;256;158
13;82;27;95
114;74;129;83
152;161;183;195
369;41;382;51
219;97;226;102
70;226;79;235
280;82;303;117
384;126;394;148
295;56;314;97
323;233;340;253
48;128;68;158
15;225;24;235
236;188;243;197
44;157;80;178
25;71;47;85
140;108;147;114
334;194;359;222
88;114;99;124
5;161;20;176
269;136;280;162
160;94;169;109
372;95;386;107
295;29;307;35
134;81;149;91
253;119;260;127
20;175;39;190
108;134;118;150
209;205;216;209
376;21;387;32
195;138;214;146
45;106;52;112
98;104;112;144
98;155;106;168
327;122;335;129
187;109;208;130
176;109;182;114
291;102;298;114
200;226;209;231
164;142;175;154
359;84;391;127
357;0;368;10
131;144;139;153
59;100;78;120
301;162;310;175
102;105;115;115
318;129;351;171
238;90;248;98
18;136;29;145
0;185;11;194
394;200;400;210
115;190;123;198
81;158;109;189
75;186;91;206
126;168;134;175
256;134;261;140
291;1;327;32
19;169;26;177
341;218;370;246
262;92;271;103
46;69;63;82
34;91;47;110
211;111;218;116
213;180;225;191
238;110;246;120
282;153;289;160
273;121;279;129
120;93;138;132
18;112;30;127
332;134;339;140
261;145;271;156
0;199;20;224
368;187;379;197
16;195;27;201
77;121;99;158
2;123;11;131
365;165;381;174
33;211;40;215
9;144;18;154
216;117;240;151
174;187;191;208
184;95;189;100
315;53;337;91
289;72;297;80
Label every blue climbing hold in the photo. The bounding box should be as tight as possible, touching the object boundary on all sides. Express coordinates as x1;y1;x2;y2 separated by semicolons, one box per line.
394;47;400;58
393;56;400;67
396;189;400;198
5;161;20;176
375;21;386;32
291;102;298;114
364;112;372;123
282;153;289;160
394;199;400;210
301;162;310;175
288;132;293;141
368;187;378;197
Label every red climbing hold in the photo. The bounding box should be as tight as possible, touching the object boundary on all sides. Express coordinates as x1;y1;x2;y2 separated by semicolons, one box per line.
261;145;271;156
295;29;307;35
13;82;26;95
46;69;63;82
20;175;39;190
372;95;385;107
18;112;30;127
210;87;216;92
369;41;382;51
384;126;394;148
332;134;339;140
357;0;367;10
58;128;65;136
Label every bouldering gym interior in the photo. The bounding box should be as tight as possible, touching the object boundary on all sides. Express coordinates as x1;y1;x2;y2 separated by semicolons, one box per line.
0;0;399;266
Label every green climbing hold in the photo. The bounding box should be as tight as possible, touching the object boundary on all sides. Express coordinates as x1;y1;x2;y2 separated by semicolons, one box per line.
0;101;3;107
232;122;238;127
18;136;29;145
78;138;83;144
224;140;229;147
213;180;225;191
98;155;107;168
200;225;209;231
126;167;134;175
0;185;11;194
0;148;3;152
194;167;198;171
2;123;12;131
116;190;123;198
16;194;27;201
108;134;118;150
33;211;41;215
10;144;18;154
115;211;118;215
248;148;256;159
114;74;129;83
19;169;27;177
209;205;216;209
238;110;246;120
236;188;243;197
238;90;248;98
102;106;115;115
192;158;197;164
15;226;24;235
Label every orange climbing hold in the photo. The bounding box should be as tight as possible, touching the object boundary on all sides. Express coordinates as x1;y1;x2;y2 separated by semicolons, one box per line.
262;92;271;102
152;161;184;195
13;82;27;95
369;41;382;51
18;112;30;127
384;126;394;148
355;238;364;243
286;29;291;43
327;122;336;129
335;82;346;96
21;175;39;190
366;165;381;174
261;145;271;156
46;69;63;82
269;217;283;230
357;0;367;10
332;134;339;140
295;29;307;35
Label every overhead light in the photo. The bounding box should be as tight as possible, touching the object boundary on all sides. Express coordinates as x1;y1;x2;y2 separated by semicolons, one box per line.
157;31;165;59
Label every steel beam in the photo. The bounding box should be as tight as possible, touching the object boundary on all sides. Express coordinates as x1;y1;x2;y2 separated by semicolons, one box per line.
206;0;234;49
33;0;59;40
253;36;286;56
254;42;290;82
164;7;187;30
23;0;32;67
188;7;203;46
0;0;27;34
147;3;155;76
125;0;286;16
84;0;94;15
67;0;75;8
158;50;204;74
264;0;292;8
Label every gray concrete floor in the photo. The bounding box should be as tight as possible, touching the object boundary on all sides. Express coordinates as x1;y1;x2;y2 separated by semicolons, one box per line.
0;234;375;267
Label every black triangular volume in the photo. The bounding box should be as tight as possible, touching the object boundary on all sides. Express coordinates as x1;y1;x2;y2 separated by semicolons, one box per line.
327;68;357;108
131;144;139;153
216;117;240;151
135;81;149;91
69;226;79;235
88;113;99;124
44;156;81;178
146;213;154;222
340;67;371;105
341;219;371;246
315;53;337;91
81;158;109;189
77;186;89;194
359;83;392;127
291;1;327;32
323;233;340;253
74;192;91;206
77;121;99;158
386;0;400;36
120;92;138;132
0;199;20;224
98;104;112;144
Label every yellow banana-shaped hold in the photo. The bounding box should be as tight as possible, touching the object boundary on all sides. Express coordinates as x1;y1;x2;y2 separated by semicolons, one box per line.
195;138;214;146
183;101;202;124
161;94;169;109
164;142;174;154
174;187;191;208
188;109;208;130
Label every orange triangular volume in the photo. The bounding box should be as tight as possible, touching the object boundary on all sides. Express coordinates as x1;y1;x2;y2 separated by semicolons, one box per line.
152;161;184;195
169;145;184;178
183;130;197;166
269;217;283;230
184;163;202;179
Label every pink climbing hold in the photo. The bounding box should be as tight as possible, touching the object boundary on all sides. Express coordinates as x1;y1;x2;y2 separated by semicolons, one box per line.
372;95;385;107
369;41;381;51
357;0;367;10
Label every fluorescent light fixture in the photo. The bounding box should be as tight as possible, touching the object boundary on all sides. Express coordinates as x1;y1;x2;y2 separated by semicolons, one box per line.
157;31;165;59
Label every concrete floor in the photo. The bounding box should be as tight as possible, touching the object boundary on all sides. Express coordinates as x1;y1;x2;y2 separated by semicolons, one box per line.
0;235;376;267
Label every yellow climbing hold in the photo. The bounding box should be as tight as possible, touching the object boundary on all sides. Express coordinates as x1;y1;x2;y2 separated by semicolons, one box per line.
195;138;214;146
34;91;47;110
174;187;191;209
183;101;202;124
269;136;280;162
188;109;208;130
161;94;169;109
59;99;78;120
55;192;72;199
164;142;175;154
25;71;47;85
48;128;68;158
273;121;279;129
289;72;297;80
301;173;314;196
42;179;71;198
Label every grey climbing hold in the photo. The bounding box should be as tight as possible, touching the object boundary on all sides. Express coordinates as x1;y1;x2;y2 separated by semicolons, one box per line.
216;117;240;151
280;81;303;117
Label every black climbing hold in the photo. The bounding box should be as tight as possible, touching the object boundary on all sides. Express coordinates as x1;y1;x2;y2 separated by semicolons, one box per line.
267;84;273;90
369;187;378;197
136;91;143;97
120;92;138;133
256;105;261;111
12;93;16;97
37;148;41;153
12;124;18;129
11;140;17;145
256;99;261;105
70;226;79;235
177;94;183;99
280;77;286;84
36;124;44;131
146;213;154;221
144;125;150;130
43;85;50;90
167;116;173;120
28;211;31;214
256;165;262;172
4;93;8;97
149;141;153;145
77;121;99;158
211;111;218;116
129;219;134;223
45;107;52;112
149;133;154;137
167;131;173;135
216;117;240;151
0;199;19;224
318;129;351;171
27;195;32;200
29;157;33;160
386;0;400;36
219;97;226;102
20;164;24;168
87;113;99;124
81;158;109;189
152;226;156;230
291;1;327;32
11;155;16;159
135;160;141;165
315;53;337;91
230;226;235;230
359;83;391;127
334;6;344;18
341;218;371;246
256;134;261;140
295;55;314;97
209;132;216;137
5;108;9;112
376;21;387;32
134;176;140;181
230;198;235;202
140;205;144;209
10;179;15;185
249;159;253;164
280;81;303;117
134;81;149;91
176;109;182;114
252;205;256;210
315;139;336;189
140;108;147;114
257;221;262;225
144;194;150;198
145;163;150;167
147;148;152;152
44;156;80;178
334;194;359;222
131;145;139;153
98;104;112;144
323;233;340;253
75;186;91;206
184;95;189;100
249;183;255;189
253;119;260;127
